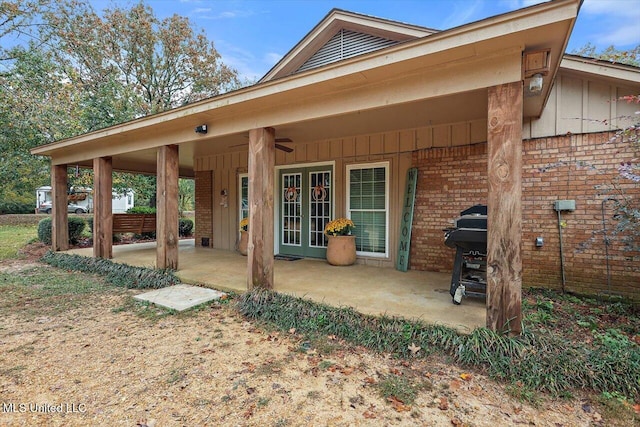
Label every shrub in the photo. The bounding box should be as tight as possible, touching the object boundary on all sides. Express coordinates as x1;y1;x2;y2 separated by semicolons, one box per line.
37;217;86;245
40;251;178;289
127;206;156;214
0;201;34;214
179;218;194;237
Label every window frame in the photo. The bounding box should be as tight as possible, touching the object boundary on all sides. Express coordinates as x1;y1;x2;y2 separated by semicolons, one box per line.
239;173;249;225
345;161;390;258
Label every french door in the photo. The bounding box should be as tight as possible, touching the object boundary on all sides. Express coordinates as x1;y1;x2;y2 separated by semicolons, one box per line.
279;165;333;258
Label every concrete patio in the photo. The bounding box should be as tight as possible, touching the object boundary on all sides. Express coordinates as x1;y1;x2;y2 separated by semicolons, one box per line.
67;239;486;332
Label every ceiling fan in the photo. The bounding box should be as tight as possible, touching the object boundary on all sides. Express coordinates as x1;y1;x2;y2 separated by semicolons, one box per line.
229;136;294;153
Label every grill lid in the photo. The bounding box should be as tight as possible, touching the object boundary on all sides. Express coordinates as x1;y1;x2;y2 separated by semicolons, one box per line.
460;204;487;216
455;215;487;230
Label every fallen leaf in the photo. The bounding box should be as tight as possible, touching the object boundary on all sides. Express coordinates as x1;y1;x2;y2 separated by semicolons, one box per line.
288;328;296;334
408;342;421;355
460;373;473;381
451;417;463;426
363;410;376;419
241;362;256;372
438;397;449;411
327;334;337;340
450;379;461;390
364;377;377;384
389;368;402;376
243;403;255;419
634;403;640;415
340;367;354;375
387;396;411;412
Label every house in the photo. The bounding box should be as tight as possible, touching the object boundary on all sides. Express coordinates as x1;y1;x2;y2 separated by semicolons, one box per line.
31;0;639;333
35;186;134;213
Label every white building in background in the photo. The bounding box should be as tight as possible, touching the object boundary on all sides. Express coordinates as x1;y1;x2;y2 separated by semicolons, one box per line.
36;186;134;214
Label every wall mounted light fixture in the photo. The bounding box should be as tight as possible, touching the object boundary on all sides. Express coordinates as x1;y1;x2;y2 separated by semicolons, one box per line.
195;124;208;134
529;73;544;94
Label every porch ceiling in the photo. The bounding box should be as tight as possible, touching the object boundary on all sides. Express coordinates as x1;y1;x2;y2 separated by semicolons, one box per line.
70;87;488;175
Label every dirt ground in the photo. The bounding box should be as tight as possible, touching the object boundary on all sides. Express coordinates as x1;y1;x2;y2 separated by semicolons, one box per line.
0;252;626;426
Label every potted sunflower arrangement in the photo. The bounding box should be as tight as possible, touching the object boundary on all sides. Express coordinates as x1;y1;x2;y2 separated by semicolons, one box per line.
238;217;249;256
324;217;356;266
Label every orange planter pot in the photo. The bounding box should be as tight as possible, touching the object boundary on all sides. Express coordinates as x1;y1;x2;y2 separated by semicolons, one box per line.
326;235;356;266
238;230;248;256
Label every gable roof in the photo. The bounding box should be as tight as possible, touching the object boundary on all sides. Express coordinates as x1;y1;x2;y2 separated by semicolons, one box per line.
560;54;640;86
260;8;437;82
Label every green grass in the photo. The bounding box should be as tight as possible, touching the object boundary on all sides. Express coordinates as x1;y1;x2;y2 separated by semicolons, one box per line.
0;266;120;317
0;225;38;260
376;374;431;405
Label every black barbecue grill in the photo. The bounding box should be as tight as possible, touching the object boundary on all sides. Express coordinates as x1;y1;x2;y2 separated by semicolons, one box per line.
444;205;487;304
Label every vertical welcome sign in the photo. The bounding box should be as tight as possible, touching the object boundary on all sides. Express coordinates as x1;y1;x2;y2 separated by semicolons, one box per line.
396;167;417;272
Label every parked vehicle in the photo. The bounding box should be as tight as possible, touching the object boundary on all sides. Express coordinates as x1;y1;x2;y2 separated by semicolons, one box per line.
37;202;89;214
35;186;134;214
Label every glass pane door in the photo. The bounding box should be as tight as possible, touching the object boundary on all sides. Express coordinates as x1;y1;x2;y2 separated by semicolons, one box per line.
279;166;332;258
309;170;331;250
281;172;302;253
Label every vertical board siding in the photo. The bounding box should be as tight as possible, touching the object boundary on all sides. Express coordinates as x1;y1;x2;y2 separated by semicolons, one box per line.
523;71;637;138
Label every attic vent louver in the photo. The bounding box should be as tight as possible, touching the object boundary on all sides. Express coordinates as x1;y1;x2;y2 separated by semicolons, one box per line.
296;29;399;73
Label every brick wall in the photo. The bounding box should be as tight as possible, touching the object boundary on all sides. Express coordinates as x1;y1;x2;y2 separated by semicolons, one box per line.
410;132;639;300
194;170;213;247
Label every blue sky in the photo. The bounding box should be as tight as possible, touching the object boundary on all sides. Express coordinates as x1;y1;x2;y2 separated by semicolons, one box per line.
94;0;640;81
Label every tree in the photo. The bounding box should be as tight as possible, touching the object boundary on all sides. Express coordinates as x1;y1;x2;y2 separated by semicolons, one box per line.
0;0;240;208
0;44;82;203
572;42;639;66
42;0;240;119
0;1;47;63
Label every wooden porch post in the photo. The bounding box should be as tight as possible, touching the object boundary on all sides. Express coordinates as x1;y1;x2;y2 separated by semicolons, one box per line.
486;81;523;335
51;164;69;251
247;127;275;290
157;145;179;270
93;157;113;259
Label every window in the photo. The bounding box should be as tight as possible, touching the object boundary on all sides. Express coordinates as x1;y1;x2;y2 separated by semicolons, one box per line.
239;174;248;222
346;162;389;257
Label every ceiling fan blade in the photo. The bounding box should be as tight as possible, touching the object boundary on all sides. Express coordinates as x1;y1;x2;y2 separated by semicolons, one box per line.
275;143;293;153
276;137;292;143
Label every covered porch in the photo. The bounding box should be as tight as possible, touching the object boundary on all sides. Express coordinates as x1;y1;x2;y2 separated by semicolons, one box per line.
66;239;485;332
31;1;582;335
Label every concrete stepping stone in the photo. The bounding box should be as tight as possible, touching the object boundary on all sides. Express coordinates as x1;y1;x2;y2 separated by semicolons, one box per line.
133;284;225;311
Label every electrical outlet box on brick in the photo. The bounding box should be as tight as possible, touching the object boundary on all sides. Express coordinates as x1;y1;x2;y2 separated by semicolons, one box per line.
554;200;575;212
